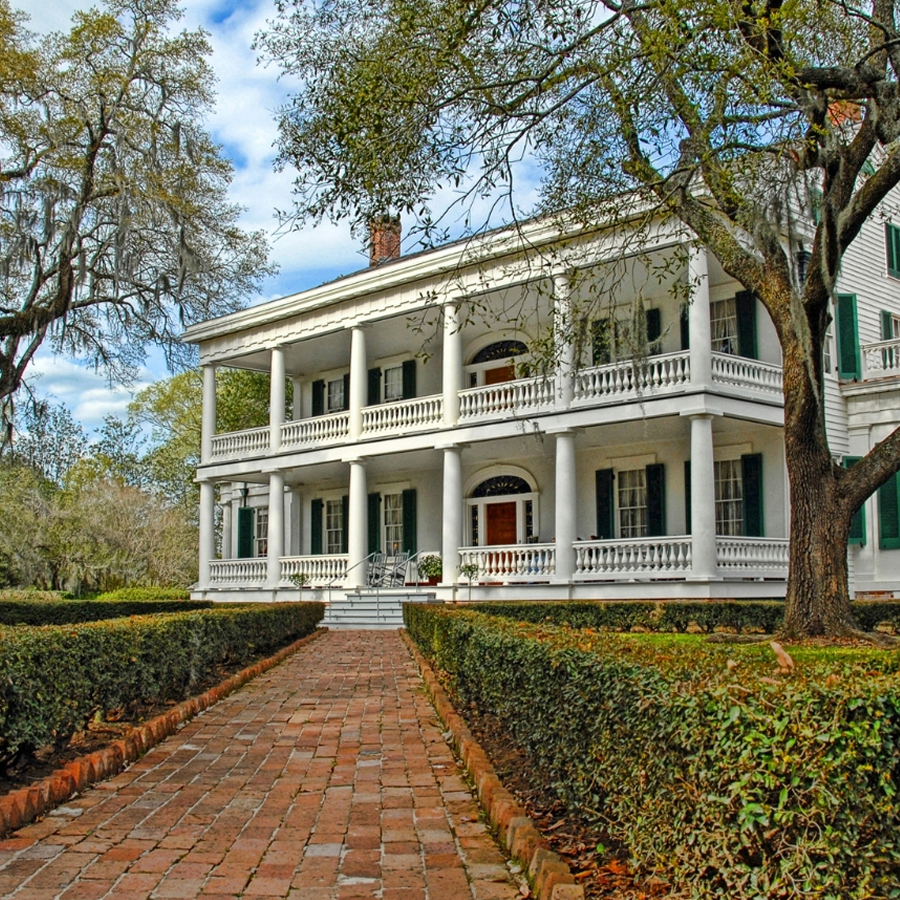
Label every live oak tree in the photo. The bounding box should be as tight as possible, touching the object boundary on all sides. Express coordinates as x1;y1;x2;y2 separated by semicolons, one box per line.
258;0;900;639
0;0;273;435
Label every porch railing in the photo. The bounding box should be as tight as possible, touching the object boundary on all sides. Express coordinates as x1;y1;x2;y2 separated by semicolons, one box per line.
210;426;269;460
711;353;783;396
573;351;690;404
281;411;350;449
458;543;556;580
209;558;267;585
458;376;555;421
574;537;693;578
361;394;443;436
280;554;348;586
716;537;789;576
861;337;900;379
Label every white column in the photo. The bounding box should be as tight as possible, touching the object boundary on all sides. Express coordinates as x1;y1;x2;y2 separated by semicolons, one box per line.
688;246;712;390
289;487;302;556
554;430;577;581
221;491;233;560
553;272;575;408
440;445;463;585
346;459;368;588
443;301;463;426
198;480;216;590
349;326;367;442
689;413;718;579
269;346;286;453
200;364;216;464
266;471;285;589
291;376;303;421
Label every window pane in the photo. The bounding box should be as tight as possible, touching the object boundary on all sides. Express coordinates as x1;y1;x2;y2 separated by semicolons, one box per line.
383;493;403;554
715;460;743;536
617;469;647;538
327;378;345;411
255;507;269;557
710;298;738;355
326;499;344;553
384;366;403;401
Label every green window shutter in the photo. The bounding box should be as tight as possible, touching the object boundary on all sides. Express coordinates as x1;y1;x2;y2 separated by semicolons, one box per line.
741;453;764;537
843;457;866;545
342;373;351;411
402;360;417;400
646;463;666;537
341;495;349;553
311;380;325;417
367;368;382;406
592;319;612;365
646;308;662;352
595;469;614;539
882;310;895;340
886;223;900;278
735;291;758;359
680;306;690;351
835;294;861;379
310;499;323;555
684;460;691;534
878;472;900;549
402;488;417;554
237;507;255;559
368;493;381;555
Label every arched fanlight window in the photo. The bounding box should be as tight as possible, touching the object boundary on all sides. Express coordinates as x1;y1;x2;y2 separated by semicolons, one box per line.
470;340;528;365
471;475;532;498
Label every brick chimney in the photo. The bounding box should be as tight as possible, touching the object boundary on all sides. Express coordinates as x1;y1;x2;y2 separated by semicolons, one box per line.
368;215;401;266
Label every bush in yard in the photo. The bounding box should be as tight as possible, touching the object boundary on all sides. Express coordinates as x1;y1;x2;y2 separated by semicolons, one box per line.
0;595;212;626
405;603;900;899
0;602;324;773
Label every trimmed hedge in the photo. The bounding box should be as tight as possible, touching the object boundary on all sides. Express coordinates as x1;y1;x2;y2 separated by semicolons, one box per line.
0;601;324;771
93;587;192;602
0;598;213;626
474;599;900;635
405;604;900;899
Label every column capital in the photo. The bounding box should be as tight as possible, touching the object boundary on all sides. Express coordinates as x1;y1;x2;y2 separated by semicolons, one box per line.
341;454;368;466
679;406;724;419
435;442;467;451
544;426;582;437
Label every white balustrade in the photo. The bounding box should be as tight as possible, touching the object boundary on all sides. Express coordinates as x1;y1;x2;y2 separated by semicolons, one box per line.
716;538;789;575
573;352;690;403
361;395;443;436
458;544;556;581
281;412;350;448
210;427;269;460
862;338;900;379
574;537;693;578
458;376;555;421
209;558;267;585
710;353;783;396
280;555;348;586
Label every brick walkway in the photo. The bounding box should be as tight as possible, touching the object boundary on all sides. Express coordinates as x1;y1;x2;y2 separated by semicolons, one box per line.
0;630;521;900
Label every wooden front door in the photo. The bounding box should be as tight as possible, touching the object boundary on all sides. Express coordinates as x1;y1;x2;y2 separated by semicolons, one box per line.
484;363;515;385
486;502;517;545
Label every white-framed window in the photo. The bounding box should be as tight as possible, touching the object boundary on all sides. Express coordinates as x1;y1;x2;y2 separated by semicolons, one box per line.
384;366;404;402
891;315;900;340
823;324;834;375
327;377;345;412
715;459;743;536
325;499;344;553
383;492;403;553
617;469;647;538
710;298;738;355
255;507;269;557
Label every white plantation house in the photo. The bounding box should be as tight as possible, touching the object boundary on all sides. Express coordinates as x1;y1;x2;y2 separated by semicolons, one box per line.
184;209;900;619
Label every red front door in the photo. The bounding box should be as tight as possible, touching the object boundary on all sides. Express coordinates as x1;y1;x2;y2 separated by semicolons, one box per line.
486;502;517;545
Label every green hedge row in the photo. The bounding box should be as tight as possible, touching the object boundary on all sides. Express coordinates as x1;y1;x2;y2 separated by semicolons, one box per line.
0;598;213;626
92;587;192;602
405;604;900;899
473;599;900;635
0;602;324;772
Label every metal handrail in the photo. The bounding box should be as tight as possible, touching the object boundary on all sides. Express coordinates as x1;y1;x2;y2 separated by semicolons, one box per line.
325;550;430;620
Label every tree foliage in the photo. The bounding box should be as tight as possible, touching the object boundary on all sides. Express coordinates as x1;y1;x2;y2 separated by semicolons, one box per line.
259;0;900;637
0;0;274;434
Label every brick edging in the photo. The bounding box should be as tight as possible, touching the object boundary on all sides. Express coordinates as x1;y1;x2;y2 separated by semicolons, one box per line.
0;627;325;839
401;630;584;900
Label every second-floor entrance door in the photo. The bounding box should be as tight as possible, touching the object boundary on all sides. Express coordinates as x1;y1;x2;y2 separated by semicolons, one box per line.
486;501;517;544
484;362;515;385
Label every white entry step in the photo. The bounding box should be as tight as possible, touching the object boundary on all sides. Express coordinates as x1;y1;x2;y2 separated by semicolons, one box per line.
322;591;438;630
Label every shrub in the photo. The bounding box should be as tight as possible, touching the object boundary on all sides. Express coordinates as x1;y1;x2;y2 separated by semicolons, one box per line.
405;604;900;899
0;601;324;772
0;597;213;627
92;587;192;602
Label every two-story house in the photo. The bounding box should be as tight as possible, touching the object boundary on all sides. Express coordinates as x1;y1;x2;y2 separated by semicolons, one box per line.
183;210;900;607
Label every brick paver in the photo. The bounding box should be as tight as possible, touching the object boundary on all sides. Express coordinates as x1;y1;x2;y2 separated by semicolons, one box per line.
0;630;521;900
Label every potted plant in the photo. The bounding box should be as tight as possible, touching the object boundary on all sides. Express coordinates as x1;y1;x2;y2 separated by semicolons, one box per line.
289;572;310;590
459;562;480;602
417;554;442;586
